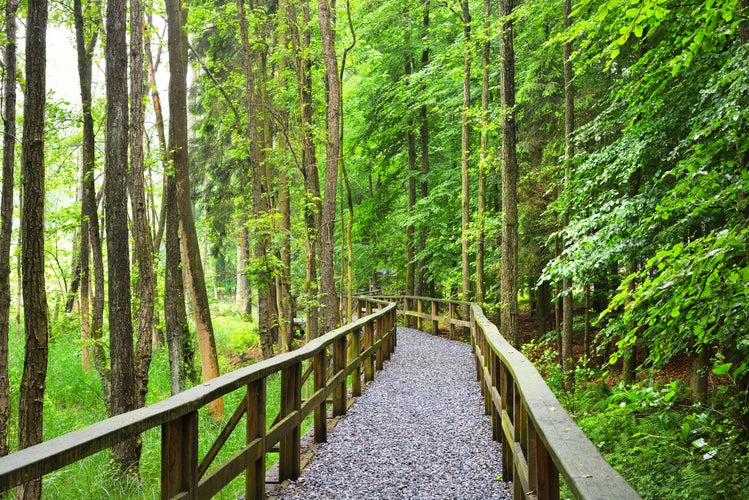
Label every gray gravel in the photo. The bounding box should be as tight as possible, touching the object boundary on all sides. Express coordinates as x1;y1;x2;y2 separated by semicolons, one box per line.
275;327;510;499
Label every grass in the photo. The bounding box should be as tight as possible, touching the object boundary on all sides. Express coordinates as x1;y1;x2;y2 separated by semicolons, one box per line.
3;307;314;499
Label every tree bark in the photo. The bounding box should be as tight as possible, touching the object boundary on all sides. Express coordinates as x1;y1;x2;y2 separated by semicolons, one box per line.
106;0;140;474
166;0;224;418
236;224;250;314
0;0;19;459
318;0;342;332
562;0;575;390
460;0;472;308
130;0;155;409
499;0;519;348
74;0;108;402
16;0;50;495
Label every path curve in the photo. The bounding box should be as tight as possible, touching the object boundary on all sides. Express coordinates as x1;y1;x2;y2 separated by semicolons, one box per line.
275;327;510;499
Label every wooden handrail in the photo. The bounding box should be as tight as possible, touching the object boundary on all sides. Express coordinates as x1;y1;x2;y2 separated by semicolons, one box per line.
0;298;397;499
373;295;640;500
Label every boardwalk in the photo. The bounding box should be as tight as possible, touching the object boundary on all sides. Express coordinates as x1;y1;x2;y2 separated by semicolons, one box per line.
275;327;510;499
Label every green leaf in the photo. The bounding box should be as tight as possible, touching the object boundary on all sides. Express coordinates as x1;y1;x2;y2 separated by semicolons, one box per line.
712;362;732;376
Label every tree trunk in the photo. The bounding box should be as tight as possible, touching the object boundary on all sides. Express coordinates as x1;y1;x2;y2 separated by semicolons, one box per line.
237;0;275;360
290;0;321;340
0;0;19;459
690;343;710;403
318;0;342;332
130;0;155;409
236;224;250;314
415;0;430;298
499;0;519;348
476;0;490;305
561;0;575;390
74;0;108;404
460;0;472;310
166;0;224;418
16;0;50;495
106;0;140;474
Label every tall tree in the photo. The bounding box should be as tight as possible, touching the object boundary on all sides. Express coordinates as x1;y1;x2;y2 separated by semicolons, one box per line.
561;0;574;388
74;0;108;400
318;0;342;331
460;0;472;305
405;8;417;304
499;0;519;347
289;0;321;339
476;0;491;304
166;0;224;418
106;0;139;473
130;0;155;407
415;0;430;297
0;0;20;460
16;0;50;495
237;0;275;359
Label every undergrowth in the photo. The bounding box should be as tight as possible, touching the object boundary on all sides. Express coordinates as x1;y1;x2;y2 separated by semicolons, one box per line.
524;336;749;499
3;309;313;499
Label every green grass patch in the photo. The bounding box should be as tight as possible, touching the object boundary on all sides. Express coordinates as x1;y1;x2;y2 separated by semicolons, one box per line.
3;308;313;499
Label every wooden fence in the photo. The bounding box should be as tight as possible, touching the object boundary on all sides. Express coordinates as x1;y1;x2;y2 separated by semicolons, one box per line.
378;295;641;500
0;298;397;499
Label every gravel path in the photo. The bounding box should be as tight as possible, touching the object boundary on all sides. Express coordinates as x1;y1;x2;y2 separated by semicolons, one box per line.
275;327;510;499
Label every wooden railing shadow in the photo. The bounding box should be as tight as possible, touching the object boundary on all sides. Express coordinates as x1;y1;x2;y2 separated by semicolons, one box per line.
0;298;397;499
377;295;641;500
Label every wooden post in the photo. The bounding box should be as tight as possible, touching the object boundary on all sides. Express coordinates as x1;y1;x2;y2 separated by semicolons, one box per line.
364;313;374;383
500;364;513;483
333;336;347;416
491;352;501;442
279;363;301;481
245;379;266;500
449;302;456;340
528;424;560;500
375;316;384;371
161;411;198;499
352;327;362;397
314;349;328;443
417;298;423;331
431;301;438;335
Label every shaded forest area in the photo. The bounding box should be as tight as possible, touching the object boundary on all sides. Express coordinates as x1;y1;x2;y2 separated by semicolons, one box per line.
1;0;748;497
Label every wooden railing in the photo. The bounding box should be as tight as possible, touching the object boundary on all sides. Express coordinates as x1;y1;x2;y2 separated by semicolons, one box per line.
0;298;397;499
378;295;640;500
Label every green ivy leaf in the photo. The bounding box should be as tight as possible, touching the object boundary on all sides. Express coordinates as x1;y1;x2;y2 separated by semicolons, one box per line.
712;362;732;376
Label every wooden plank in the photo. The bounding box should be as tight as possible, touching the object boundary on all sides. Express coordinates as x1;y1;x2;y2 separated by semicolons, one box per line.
198;437;262;499
513;442;530;498
161;411;198;499
198;394;248;479
333;337;347;417
528;423;559;500
313;350;328;444
245;378;266;500
279;363;301;481
351;327;362;397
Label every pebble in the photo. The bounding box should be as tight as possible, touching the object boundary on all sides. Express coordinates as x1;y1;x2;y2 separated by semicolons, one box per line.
275;327;511;499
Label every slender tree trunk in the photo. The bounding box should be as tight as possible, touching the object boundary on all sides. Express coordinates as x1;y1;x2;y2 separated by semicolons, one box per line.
236;224;250;314
144;18;169;254
404;8;416;310
74;0;108;404
130;0;155;409
318;0;342;332
16;0;50;495
499;0;519;348
164;175;189;394
106;0;140;474
415;0;430;298
690;342;709;403
237;0;275;359
476;0;490;305
290;0;321;339
0;0;20;459
561;0;575;390
461;0;472;308
167;0;224;418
